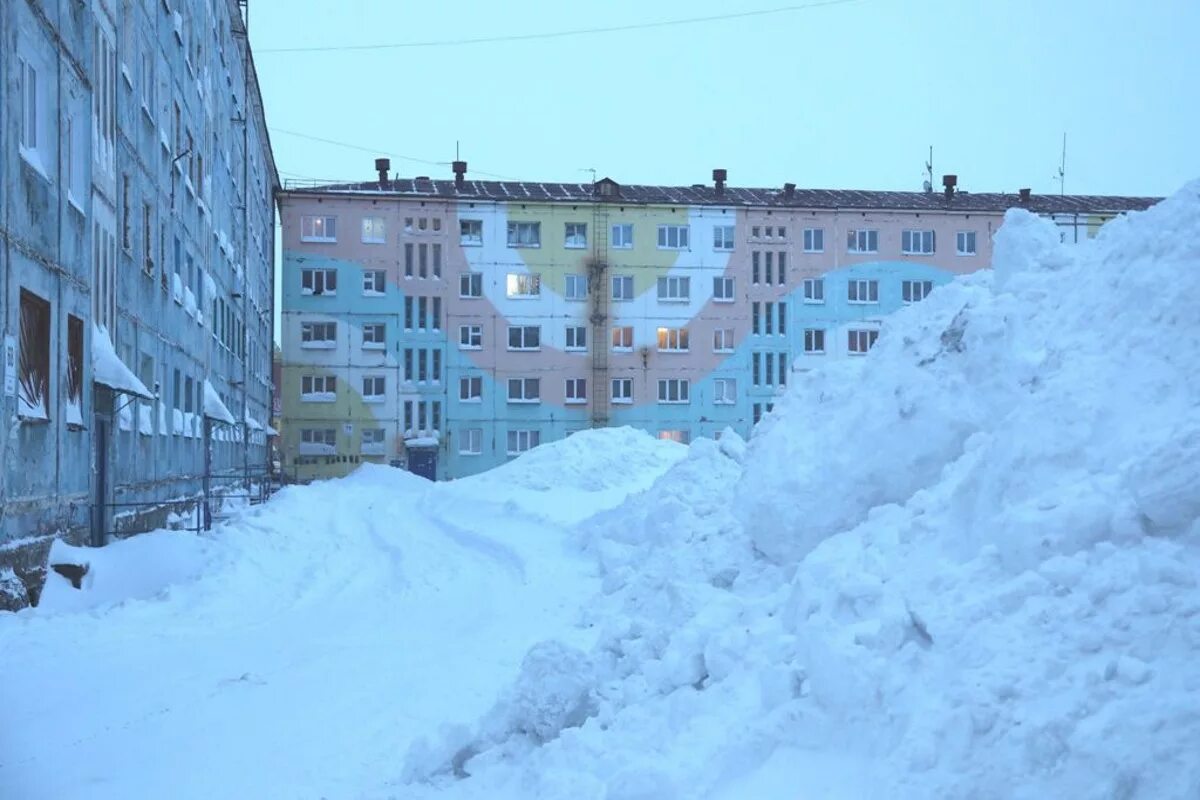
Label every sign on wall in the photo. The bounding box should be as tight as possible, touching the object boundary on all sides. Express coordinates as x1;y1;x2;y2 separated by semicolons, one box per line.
3;335;15;397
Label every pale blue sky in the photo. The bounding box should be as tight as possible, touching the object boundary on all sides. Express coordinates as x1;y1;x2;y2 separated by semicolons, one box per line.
250;0;1199;196
252;0;1199;343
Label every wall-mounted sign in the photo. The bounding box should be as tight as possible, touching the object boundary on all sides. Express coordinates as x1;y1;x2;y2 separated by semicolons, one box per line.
3;335;15;397
343;423;353;435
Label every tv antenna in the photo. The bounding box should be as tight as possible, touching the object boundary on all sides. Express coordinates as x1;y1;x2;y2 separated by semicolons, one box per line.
923;146;933;193
1052;133;1066;197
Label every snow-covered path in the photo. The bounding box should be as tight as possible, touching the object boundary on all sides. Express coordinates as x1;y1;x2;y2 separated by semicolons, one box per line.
0;433;685;800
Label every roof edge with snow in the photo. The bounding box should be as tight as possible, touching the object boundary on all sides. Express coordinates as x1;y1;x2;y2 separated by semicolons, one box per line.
91;326;153;400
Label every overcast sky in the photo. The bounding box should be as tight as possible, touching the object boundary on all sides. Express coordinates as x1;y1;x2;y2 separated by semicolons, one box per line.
252;0;1199;342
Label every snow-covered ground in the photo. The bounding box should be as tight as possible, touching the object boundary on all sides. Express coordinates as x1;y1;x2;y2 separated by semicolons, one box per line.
2;183;1199;799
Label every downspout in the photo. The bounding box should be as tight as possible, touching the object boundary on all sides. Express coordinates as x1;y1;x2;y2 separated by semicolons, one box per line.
241;21;250;488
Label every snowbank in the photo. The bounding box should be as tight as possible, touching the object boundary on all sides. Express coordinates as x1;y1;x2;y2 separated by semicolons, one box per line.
401;183;1200;798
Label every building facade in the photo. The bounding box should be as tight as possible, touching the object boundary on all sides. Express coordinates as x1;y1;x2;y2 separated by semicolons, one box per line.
278;166;1155;483
0;0;277;607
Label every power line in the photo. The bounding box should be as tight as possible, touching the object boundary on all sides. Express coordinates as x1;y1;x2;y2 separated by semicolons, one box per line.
257;0;861;54
269;127;519;181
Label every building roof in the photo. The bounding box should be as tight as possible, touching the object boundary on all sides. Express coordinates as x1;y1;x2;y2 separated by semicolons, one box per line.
280;176;1159;215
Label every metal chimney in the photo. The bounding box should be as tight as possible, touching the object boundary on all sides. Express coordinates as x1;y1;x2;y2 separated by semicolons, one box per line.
374;157;390;189
713;168;727;195
452;160;467;190
942;174;957;200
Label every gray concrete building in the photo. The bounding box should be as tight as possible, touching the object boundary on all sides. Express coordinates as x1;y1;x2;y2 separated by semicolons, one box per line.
0;0;278;607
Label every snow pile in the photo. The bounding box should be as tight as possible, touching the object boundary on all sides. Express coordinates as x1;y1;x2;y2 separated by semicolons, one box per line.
91;325;152;399
402;183;1200;798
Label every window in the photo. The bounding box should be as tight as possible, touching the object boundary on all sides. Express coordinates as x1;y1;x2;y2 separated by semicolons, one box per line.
301;268;337;296
778;252;787;285
362;375;386;402
565;223;587;249
713;225;734;250
404;244;414;278
361;428;386;455
300;428;337;454
18;289;50;419
363;270;386;295
507;429;540;454
803;228;824;253
508;325;541;351
764;301;774;335
847;229;878;253
507;221;541;248
142;204;154;274
506;273;541;298
752;301;761;335
848;329;880;354
362;323;386;349
67;114;89;205
803;278;824;303
450;219;480;246
713;328;734;353
459;325;482;349
565;326;587;351
848;279;879;304
612;275;634;301
657;379;690;404
418;243;428;278
507;378;541;403
902;280;934;303
432;244;442;278
713;276;734;302
565;378;587;404
804;329;826;354
301;375;337;400
752;353;762;385
362;217;385;244
460;272;483;298
657;276;690;302
612;378;633;404
301;215;337;242
300;321;336;347
656;327;689;352
19;57;39;153
713;378;736;405
66;315;84;427
418;217;428;232
657;224;689;250
565;274;589;300
751;226;760;238
417;349;428;382
611;223;633;249
432;218;442;232
460;428;483;455
764;252;774;285
611;326;633;351
902;230;935;255
658;430;690;444
957;231;977;255
459;376;482;402
778;301;787;335
752;252;760;284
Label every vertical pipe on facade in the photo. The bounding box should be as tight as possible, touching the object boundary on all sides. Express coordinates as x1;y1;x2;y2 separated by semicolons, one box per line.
1;4;11;531
240;10;250;487
55;11;64;511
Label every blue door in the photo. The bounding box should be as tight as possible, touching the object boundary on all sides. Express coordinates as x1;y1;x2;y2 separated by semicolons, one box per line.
407;448;437;481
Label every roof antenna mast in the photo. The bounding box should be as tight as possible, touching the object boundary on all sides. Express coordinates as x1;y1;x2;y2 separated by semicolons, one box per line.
1053;132;1066;197
923;146;933;193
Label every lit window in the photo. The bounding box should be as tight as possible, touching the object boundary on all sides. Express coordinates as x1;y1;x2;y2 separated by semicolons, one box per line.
361;216;385;244
301;215;337;242
611;326;634;351
658;429;690;444
656;327;689;352
506;273;541;298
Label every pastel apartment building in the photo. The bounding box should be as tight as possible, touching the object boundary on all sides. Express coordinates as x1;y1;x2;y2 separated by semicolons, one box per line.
279;164;1154;482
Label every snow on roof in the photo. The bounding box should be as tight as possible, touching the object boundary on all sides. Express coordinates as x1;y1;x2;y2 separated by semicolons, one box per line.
202;380;236;425
265;424;279;436
91;325;153;400
244;412;263;431
404;436;439;448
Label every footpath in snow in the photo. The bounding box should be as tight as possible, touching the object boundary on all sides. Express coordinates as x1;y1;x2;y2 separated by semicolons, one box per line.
3;182;1200;799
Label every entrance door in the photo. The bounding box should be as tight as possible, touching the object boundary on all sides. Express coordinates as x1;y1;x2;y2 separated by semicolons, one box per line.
91;414;109;546
407;448;437;481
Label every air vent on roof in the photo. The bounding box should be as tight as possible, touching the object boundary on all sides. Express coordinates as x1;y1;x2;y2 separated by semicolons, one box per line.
783;182;796;200
1019;187;1032;203
452;161;467;190
942;174;957;200
713;168;727;195
374;158;390;189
